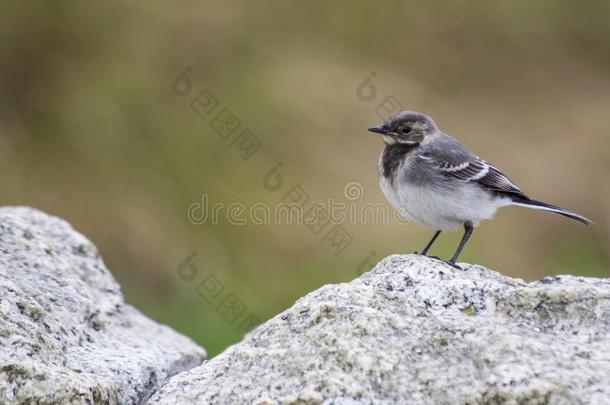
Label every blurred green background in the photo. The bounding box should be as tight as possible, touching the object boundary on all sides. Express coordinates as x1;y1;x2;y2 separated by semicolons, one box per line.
1;1;608;356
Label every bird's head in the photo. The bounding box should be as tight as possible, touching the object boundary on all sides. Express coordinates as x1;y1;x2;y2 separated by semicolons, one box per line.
368;111;439;145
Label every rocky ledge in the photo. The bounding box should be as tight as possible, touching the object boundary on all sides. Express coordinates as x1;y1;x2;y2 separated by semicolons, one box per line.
0;208;205;404
150;255;610;405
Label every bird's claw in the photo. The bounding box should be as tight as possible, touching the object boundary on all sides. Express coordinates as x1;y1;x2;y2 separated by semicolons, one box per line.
416;253;463;269
445;260;463;270
413;251;442;261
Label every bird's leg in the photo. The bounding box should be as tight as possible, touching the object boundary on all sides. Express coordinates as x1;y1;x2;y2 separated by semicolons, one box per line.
415;230;442;258
446;221;474;269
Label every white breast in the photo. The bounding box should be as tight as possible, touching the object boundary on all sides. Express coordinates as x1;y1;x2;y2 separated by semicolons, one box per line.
379;169;511;231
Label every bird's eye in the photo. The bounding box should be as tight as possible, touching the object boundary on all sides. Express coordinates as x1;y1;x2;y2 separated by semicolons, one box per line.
401;126;412;134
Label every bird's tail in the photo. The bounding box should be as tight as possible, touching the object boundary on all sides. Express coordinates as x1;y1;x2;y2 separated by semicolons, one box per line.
510;196;592;225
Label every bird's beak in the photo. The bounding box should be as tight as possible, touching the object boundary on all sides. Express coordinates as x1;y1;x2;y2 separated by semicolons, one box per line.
368;124;389;135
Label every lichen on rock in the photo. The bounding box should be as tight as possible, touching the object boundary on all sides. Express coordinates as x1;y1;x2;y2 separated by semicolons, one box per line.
0;207;205;404
149;254;610;405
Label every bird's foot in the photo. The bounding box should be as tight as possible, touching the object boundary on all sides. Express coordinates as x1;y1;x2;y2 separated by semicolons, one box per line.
413;251;441;260
444;260;463;270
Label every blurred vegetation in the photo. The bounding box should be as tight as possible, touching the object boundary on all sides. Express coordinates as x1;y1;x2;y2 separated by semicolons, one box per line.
1;0;608;356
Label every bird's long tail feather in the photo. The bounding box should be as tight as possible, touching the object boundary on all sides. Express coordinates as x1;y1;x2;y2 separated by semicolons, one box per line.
510;196;592;225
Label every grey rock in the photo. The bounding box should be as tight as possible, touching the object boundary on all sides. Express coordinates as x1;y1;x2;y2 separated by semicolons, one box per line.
150;254;610;405
0;207;205;404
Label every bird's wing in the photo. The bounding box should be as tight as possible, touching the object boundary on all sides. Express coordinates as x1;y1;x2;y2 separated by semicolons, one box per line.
418;135;526;196
477;164;525;195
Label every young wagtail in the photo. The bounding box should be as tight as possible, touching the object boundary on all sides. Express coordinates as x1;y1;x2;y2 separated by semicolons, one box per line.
369;111;591;268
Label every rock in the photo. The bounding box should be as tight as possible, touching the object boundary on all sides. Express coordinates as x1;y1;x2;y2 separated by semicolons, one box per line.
150;254;610;405
0;207;205;404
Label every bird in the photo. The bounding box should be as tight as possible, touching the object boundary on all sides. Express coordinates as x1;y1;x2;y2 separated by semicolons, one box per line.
368;111;591;269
